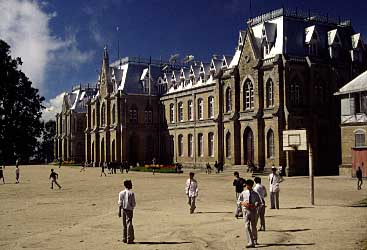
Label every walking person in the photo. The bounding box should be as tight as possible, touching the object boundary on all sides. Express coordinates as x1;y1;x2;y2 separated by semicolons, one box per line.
58;158;62;168
238;179;263;248
185;172;198;214
49;169;61;189
15;165;20;184
268;166;283;209
100;162;107;177
206;162;212;174
118;179;136;244
233;171;246;218
253;177;267;231
356;165;363;190
0;166;5;184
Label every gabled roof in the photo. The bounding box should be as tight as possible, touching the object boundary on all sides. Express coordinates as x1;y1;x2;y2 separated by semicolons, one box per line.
328;29;341;46
190;65;201;78
238;30;247;47
140;68;149;80
262;22;277;43
200;62;211;75
335;70;367;95
351;33;364;49
305;25;317;43
210;58;223;72
222;55;233;69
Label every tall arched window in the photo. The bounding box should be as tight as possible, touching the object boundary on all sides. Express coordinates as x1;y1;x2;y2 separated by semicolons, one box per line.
178;134;183;156
226;131;231;158
169;103;174;123
92;109;95;128
198;133;203;157
244;80;254;110
188;100;193;120
267;129;275;158
178;102;183;122
188;134;193;157
101;103;106;125
208;96;214;118
266;79;274;107
208;132;214;157
112;104;116;124
198;98;203;120
226;87;232;112
355;130;366;147
290;77;302;105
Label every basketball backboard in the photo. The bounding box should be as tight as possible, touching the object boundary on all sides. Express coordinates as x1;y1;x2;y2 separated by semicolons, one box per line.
283;129;307;151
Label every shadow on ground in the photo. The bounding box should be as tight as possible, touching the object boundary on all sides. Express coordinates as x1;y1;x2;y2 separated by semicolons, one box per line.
135;241;192;245
267;228;311;232
257;243;315;248
196;211;232;214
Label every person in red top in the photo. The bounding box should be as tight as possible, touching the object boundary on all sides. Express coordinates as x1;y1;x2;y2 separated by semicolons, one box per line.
49;169;61;189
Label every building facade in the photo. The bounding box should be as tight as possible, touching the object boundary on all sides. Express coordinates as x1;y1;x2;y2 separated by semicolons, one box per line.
335;70;367;177
55;8;367;175
55;85;96;162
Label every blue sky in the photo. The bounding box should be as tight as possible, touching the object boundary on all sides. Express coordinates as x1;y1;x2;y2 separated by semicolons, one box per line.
0;0;366;120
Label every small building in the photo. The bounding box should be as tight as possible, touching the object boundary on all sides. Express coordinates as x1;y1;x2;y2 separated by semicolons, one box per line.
335;70;367;177
55;85;97;163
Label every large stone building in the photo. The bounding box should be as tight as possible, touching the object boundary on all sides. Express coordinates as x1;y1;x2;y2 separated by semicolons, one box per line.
335;70;367;177
55;8;367;175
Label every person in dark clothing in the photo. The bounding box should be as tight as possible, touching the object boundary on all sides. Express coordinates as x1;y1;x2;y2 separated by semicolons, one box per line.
0;166;5;184
100;162;107;177
233;171;246;218
49;169;61;189
214;161;220;173
356;165;363;190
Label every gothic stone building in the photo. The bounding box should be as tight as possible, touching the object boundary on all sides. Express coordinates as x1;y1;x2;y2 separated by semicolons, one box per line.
55;8;367;175
55;85;96;162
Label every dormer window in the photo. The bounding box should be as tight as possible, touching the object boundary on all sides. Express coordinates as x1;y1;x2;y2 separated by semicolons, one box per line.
328;29;342;59
305;26;319;56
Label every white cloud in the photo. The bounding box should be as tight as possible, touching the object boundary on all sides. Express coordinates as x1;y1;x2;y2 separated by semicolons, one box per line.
0;0;94;92
42;92;65;121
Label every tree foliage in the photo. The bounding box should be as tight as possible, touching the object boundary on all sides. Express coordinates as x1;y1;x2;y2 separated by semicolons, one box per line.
0;40;45;164
34;120;56;163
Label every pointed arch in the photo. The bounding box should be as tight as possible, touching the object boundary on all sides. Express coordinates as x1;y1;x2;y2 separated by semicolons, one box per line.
243;127;254;164
225;87;232;113
226;131;231;158
243;79;254;110
266;78;274;107
267;129;275;158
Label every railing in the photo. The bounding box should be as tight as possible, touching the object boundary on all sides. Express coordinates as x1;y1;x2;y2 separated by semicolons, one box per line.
248;8;351;27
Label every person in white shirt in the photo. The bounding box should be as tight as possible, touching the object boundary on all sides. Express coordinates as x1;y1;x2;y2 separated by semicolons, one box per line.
118;180;136;244
253;177;267;231
268;166;283;209
238;179;263;248
185;172;198;214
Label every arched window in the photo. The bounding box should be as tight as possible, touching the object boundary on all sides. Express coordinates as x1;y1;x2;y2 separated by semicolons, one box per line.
112;104;116;124
266;79;274;108
188;100;193;120
244;80;254;110
198;98;203;120
309;31;319;56
198;133;203;157
355;130;366;147
92;109;95;127
169;103;174;123
129;105;138;123
144;106;153;123
188;134;193;157
178;134;183;156
101;103;106;125
226;87;232;113
178;102;183;122
208;96;214;118
290;77;302;105
208;132;214;157
267;129;275;158
226;131;231;157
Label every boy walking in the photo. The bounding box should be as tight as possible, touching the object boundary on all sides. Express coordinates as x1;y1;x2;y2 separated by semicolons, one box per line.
356;165;363;190
253;177;267;231
268;166;283;209
238;179;263;248
233;171;245;218
185;172;198;214
15;165;20;184
0;166;5;184
118;180;136;244
49;169;62;189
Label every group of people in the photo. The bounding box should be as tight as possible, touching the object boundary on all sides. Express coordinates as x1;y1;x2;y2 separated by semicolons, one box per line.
100;161;130;176
116;166;283;248
234;166;283;247
0;160;20;184
205;161;224;174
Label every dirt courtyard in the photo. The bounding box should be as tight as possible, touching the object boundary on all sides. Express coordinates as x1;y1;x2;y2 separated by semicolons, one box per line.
0;165;366;250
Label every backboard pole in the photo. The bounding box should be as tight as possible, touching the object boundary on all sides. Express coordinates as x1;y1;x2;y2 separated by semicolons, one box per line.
308;141;314;205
